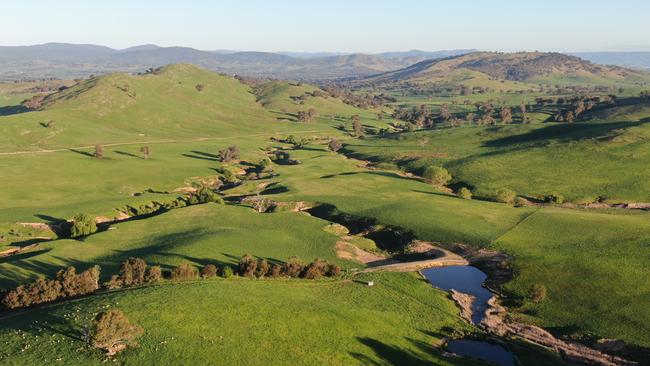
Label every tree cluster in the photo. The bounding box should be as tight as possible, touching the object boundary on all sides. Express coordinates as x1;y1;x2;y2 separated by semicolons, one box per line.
237;255;342;279
1;266;100;309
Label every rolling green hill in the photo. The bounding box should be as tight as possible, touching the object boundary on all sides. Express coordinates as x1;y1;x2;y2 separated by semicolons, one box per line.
356;51;650;91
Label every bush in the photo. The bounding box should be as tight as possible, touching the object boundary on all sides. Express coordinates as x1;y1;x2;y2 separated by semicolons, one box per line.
221;265;234;278
282;256;305;278
200;264;218;278
1;265;100;309
457;187;472;200
528;284;547;303
218;146;240;163
91;309;143;356
57;265;101;297
269;264;283;278
328;139;343;152
544;193;565;204
70;213;97;238
327;264;342;277
256;259;270;278
493;188;517;204
238;254;258;277
171;263;198;281
422;166;452;186
120;257;147;287
301;259;330;279
144;266;162;283
193;187;224;204
514;197;528;207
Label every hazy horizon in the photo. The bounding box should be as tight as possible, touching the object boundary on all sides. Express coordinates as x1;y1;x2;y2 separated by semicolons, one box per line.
1;0;649;53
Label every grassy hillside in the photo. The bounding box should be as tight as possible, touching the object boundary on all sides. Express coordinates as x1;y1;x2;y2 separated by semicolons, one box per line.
0;204;344;288
0;273;479;366
344;113;650;202
358;51;650;90
0;64;285;152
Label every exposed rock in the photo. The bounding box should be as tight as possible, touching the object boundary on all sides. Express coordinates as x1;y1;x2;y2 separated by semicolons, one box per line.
450;290;475;323
480;298;637;366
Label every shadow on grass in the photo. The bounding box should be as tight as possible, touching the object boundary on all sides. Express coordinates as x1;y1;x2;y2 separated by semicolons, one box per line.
0;105;29;116
350;336;444;366
115;150;143;159
483;121;647;148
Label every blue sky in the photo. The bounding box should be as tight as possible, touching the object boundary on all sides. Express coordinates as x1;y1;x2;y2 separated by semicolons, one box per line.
1;0;649;52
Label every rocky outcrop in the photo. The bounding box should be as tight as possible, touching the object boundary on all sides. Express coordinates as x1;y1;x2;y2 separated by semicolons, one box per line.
450;290;475;323
481;298;637;366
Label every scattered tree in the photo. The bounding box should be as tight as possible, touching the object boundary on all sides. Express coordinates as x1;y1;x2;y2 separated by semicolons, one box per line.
328;139;343;152
528;284;547;303
139;146;150;160
91;309;143;356
457;187;472;200
218;146;240;163
422;166;452;186
170;263;198;281
200;264;218;278
70;213;97;238
94;144;104;159
493;188;517;204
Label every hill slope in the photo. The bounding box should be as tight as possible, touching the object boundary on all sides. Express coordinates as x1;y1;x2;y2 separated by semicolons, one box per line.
357;51;650;88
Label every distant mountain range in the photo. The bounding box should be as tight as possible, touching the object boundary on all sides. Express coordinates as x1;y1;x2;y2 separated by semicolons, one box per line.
0;43;474;81
570;52;650;70
2;43;649;82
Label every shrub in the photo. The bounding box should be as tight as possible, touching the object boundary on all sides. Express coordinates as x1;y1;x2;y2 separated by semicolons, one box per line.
301;259;330;279
457;187;472;200
171;263;198;281
269;264;283;278
544;193;565;204
218;146;240;162
256;259;270;278
57;265;100;297
327;264;342;277
328;139;343;152
117;257;148;287
282;256;305;278
144;266;162;283
70;213;97;238
238;254;258;277
1;265;100;309
528;284;547;303
493;188;517;204
200;264;218;279
221;265;234;278
193;187;224;204
91;309;143;356
422;166;452;186
514;197;528;207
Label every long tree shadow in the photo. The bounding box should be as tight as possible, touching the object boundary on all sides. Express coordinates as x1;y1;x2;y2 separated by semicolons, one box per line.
350;337;448;366
483;121;646;148
0;105;29;116
181;153;218;161
115;150;143;159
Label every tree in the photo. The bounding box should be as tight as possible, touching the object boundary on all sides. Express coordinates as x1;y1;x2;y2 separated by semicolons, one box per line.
144;266;162;283
465;112;475;126
195;84;204;92
351;115;363;136
457;187;472;200
328;139;343;152
115;257;147;287
528;284;547;303
499;107;512;124
439;104;451;121
302;259;329;279
422;166;452;186
218;146;240;162
170;263;198;281
565;111;575;123
256;259;270;278
139;146;150;160
70;213;97;238
220;265;234;278
493;188;517;204
91;309;143;356
282;256;305;278
238;254;257;277
200;264;218;278
94;144;104;159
